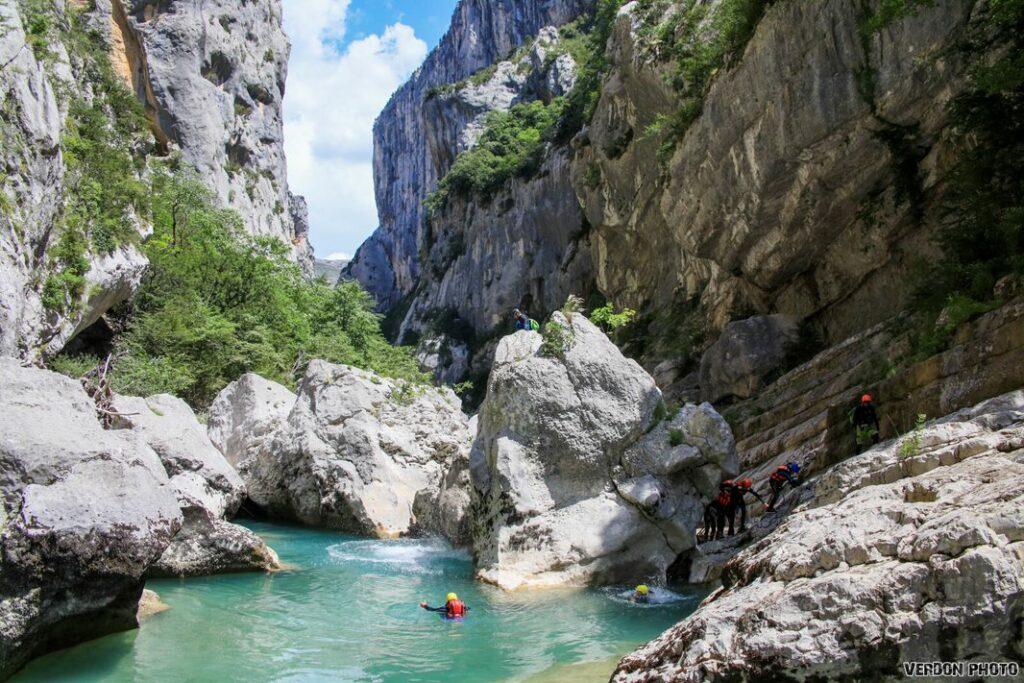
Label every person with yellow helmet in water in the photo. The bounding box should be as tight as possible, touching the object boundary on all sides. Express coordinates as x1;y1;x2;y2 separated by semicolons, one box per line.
420;592;470;620
630;585;651;604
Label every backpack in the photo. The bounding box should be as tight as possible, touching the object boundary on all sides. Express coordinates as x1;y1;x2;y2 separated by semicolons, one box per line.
530;319;540;331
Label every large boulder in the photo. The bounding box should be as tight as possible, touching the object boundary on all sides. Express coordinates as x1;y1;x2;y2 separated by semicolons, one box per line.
0;360;182;678
207;373;296;469
613;391;1024;682
242;361;472;538
111;394;279;576
471;312;736;589
699;314;801;403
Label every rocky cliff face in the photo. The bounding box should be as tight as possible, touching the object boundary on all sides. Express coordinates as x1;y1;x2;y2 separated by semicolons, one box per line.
352;0;1008;398
576;0;978;349
0;0;310;361
347;0;596;310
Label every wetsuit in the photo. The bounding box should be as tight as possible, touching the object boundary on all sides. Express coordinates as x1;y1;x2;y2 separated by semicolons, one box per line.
725;483;764;536
852;402;881;453
703;499;727;541
424;600;470;619
767;467;799;511
632;594;650;604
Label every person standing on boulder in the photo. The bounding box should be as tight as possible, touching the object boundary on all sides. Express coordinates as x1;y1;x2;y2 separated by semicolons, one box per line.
723;478;764;536
852;394;881;453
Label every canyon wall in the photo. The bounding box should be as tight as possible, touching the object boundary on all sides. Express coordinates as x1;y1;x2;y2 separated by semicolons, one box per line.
0;0;310;361
347;0;596;310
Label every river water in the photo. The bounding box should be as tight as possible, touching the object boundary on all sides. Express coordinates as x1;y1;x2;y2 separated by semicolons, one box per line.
17;522;702;682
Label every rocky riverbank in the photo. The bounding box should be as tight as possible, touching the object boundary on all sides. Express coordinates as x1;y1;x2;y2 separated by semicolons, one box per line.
613;391;1024;681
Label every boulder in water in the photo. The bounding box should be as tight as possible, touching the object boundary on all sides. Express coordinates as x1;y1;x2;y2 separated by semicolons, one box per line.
471;312;736;589
242;361;473;538
111;393;279;576
613;391;1024;681
0;360;182;678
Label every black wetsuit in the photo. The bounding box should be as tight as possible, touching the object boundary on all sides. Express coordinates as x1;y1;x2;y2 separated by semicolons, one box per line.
768;467;799;510
853;402;881;453
423;601;470;618
725;484;764;536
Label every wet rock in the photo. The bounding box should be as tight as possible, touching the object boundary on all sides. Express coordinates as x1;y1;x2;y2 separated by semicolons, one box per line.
0;360;182;678
471;313;735;589
613;391;1024;681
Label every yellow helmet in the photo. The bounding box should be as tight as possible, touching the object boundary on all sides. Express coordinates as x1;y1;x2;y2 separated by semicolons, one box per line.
446;592;458;602
636;585;649;595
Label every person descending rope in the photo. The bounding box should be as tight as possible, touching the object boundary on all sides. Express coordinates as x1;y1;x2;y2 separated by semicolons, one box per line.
420;592;470;621
766;462;802;511
722;478;765;536
630;585;651;604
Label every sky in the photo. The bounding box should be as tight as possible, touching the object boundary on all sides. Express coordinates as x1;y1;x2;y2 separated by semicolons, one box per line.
281;0;459;262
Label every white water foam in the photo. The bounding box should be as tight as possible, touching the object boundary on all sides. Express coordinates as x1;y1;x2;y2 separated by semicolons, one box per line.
601;586;694;607
326;538;470;574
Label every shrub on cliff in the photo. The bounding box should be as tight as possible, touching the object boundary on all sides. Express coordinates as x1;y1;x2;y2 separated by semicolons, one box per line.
55;168;424;407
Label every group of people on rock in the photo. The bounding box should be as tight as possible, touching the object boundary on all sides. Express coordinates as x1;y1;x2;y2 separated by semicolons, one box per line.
700;462;803;542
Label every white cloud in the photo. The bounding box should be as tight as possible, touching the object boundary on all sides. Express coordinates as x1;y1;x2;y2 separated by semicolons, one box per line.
325;251;352;261
282;0;428;257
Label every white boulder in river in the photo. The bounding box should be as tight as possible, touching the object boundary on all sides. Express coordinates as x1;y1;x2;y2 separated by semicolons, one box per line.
221;361;473;538
471;312;738;589
613;391;1024;681
207;373;297;468
111;394;280;577
0;360;182;678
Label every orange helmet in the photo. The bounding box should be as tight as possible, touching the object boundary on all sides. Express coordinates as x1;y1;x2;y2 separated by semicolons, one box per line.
739;478;752;488
861;394;873;403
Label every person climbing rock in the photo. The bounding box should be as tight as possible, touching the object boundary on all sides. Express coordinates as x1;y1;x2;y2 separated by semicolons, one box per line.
630;585;651;604
723;478;764;536
420;592;470;620
766;462;801;511
852;393;881;453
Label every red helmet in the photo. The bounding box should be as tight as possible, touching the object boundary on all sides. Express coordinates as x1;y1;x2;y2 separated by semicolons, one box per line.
739;478;752;488
861;394;873;403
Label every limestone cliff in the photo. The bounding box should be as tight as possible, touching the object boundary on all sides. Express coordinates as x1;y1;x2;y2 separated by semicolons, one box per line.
352;0;1017;401
0;0;310;361
347;0;596;310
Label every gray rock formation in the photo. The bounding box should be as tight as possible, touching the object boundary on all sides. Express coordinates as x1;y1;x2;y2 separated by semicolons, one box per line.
348;0;595;308
111;393;279;576
613;391;1024;682
0;0;149;361
115;0;313;268
0;0;312;363
207;372;296;469
239;361;473;539
699;314;800;403
0;359;182;678
576;0;980;351
471;313;735;589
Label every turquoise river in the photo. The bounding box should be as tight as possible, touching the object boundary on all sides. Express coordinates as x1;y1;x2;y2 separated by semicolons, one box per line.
16;522;703;682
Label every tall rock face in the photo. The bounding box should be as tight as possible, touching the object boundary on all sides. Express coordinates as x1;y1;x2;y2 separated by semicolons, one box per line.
115;0;312;267
0;0;310;361
575;0;978;349
347;0;596;310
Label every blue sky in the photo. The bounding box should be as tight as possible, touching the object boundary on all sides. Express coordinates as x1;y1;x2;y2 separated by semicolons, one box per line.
282;0;459;261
